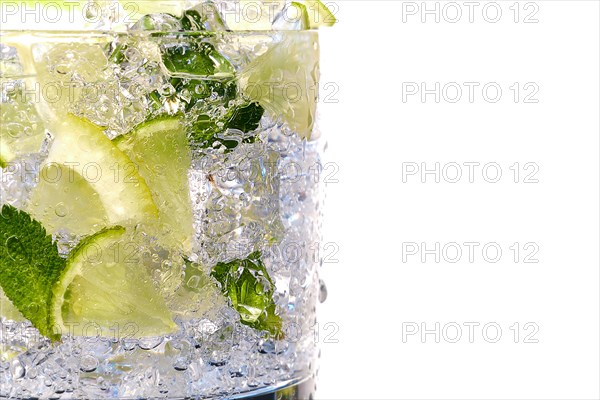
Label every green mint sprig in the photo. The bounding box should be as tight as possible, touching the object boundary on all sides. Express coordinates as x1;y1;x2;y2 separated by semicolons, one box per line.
0;204;65;340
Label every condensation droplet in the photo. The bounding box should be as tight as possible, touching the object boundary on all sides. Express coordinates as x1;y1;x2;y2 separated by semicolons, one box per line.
318;279;327;303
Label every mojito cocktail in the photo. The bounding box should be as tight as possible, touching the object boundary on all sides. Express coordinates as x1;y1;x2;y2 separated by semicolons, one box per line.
0;1;333;397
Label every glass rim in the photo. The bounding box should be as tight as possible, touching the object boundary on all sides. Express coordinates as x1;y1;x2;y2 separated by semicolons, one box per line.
0;29;319;36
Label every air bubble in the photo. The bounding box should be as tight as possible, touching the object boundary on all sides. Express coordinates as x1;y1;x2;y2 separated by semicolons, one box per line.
79;355;98;373
173;358;188;371
26;368;38;379
138;336;163;350
187;275;201;289
122;339;138;351
255;276;271;295
11;359;25;379
159;83;175;97
54;202;68;217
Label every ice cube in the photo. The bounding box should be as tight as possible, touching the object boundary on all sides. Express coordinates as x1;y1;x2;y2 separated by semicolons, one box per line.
183;2;229;31
131;13;183;31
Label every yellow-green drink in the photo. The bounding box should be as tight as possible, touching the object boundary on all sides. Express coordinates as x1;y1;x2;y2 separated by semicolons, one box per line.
0;1;333;397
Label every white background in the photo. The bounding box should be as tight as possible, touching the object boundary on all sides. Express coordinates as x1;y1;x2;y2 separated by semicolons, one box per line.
317;1;599;399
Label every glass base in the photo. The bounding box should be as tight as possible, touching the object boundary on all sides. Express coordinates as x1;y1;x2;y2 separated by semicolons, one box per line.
234;378;316;400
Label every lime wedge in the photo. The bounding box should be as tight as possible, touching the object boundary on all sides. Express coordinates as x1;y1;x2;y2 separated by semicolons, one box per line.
27;164;109;237
125;0;190;18
218;0;334;30
0;346;21;362
0;137;14;168
0;86;47;165
303;0;336;28
52;227;176;338
0;295;25;359
0;121;45;166
286;2;311;29
239;31;319;139
43;115;158;227
0;1;88;30
223;0;286;30
32;42;110;119
114;117;194;253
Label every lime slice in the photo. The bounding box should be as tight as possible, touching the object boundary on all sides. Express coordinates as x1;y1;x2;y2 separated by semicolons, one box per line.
52;227;176;338
239;31;319;139
27;164;109;237
0;288;24;322
114;117;194;253
43;115;158;227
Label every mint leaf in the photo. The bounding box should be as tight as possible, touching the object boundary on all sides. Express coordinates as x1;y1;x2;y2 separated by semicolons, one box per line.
180;9;206;31
180;6;227;31
191;102;264;150
227;102;264;133
161;42;234;77
211;251;283;337
108;42;127;64
0;204;65;340
159;36;240;122
174;77;237;113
